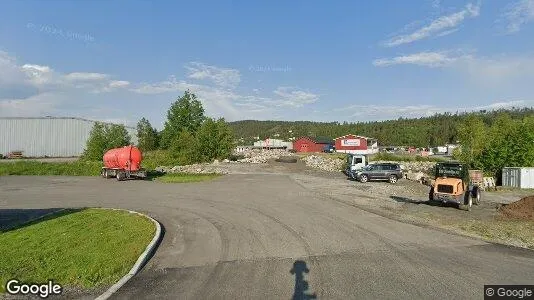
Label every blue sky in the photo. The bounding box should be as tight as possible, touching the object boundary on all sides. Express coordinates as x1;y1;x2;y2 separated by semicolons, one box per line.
1;0;534;129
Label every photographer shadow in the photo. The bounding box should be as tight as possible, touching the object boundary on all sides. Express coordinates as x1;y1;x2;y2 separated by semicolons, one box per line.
290;260;317;300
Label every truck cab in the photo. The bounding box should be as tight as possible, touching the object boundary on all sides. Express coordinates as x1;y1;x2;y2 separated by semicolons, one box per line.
346;154;369;176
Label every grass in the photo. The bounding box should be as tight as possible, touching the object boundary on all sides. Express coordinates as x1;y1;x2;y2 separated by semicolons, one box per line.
156;173;221;183
0;161;102;176
0;208;155;292
453;219;534;249
295;152;347;159
369;152;448;162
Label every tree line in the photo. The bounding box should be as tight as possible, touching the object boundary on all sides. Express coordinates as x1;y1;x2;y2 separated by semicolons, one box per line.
81;91;234;165
455;112;534;179
229;107;534;147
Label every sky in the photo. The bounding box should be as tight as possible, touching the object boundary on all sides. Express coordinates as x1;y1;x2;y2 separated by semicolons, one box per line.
1;0;534;129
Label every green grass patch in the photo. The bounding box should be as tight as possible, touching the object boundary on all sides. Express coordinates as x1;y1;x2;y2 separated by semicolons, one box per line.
369;152;447;162
295;152;347;159
0;161;102;176
156;173;221;183
0;208;155;292
454;219;534;249
142;150;180;170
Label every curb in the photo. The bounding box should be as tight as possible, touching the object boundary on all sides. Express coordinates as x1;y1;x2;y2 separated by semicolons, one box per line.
94;208;162;300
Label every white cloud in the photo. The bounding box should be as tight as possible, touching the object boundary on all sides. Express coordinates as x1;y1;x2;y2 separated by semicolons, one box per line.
0;92;62;117
383;2;481;47
373;51;460;67
500;0;534;33
185;62;241;89
373;50;534;84
332;100;534;121
270;87;319;108
0;52;130;96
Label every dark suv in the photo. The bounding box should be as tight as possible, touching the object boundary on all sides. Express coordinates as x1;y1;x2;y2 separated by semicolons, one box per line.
354;163;403;184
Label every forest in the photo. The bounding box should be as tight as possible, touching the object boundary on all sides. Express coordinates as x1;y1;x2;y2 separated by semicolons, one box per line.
228;107;534;147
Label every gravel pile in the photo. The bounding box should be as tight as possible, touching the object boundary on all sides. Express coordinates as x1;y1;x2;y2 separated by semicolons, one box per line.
302;155;344;172
237;149;294;164
155;163;229;174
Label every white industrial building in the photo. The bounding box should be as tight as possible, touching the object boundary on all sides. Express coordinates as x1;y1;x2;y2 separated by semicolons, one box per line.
253;138;293;150
0;117;138;158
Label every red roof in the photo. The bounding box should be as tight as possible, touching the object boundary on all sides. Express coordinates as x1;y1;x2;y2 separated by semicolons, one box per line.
334;134;375;140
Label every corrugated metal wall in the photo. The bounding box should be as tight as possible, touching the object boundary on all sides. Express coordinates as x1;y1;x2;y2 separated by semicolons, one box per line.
502;167;534;189
0;118;138;157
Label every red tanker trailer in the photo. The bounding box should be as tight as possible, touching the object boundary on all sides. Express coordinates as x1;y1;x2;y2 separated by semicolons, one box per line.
101;145;147;181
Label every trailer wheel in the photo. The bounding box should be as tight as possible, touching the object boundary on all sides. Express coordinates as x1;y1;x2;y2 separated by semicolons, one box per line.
116;171;125;181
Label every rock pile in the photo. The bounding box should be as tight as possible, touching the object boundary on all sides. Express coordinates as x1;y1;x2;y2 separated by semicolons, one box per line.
237;149;294;164
156;163;229;174
302;155;344;172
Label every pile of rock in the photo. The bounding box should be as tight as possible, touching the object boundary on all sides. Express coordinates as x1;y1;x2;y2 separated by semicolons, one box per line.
156;163;229;174
302;155;344;172
237;149;294;164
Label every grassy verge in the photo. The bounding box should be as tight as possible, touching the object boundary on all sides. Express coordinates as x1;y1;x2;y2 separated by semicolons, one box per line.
450;219;534;249
369;152;447;162
0;161;102;176
295;152;347;159
396;210;534;249
156;173;221;183
0;208;155;293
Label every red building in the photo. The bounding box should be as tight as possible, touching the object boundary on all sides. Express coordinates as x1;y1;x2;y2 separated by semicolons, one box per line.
293;136;333;153
334;134;379;155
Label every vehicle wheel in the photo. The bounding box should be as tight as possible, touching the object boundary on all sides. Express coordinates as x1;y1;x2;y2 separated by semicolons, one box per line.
359;174;368;183
463;191;472;211
116;171;125;181
388;175;398;184
473;188;481;205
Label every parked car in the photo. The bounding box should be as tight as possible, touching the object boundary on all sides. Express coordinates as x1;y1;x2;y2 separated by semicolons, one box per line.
353;163;403;183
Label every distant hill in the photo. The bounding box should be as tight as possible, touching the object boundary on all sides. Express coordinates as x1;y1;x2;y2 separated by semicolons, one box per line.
228;108;534;147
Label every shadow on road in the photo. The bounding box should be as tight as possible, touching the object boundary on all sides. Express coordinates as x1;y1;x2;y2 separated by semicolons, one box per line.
290;260;317;300
390;196;460;208
0;208;84;233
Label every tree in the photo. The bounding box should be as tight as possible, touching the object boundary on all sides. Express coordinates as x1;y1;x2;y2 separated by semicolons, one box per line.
81;122;108;161
160;91;205;149
81;123;132;161
169;130;199;165
454;115;487;167
105;124;131;149
137;117;159;151
195;118;235;162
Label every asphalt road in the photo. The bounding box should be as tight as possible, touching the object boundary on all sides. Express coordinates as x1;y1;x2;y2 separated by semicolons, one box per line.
1;175;533;300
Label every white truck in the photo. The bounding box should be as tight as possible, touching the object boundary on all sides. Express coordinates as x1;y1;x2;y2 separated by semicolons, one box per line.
345;154;369;178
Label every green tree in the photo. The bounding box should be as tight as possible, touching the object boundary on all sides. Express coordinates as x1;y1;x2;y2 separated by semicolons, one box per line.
81;122;108;161
105;124;131;149
136;117;159;151
160;91;205;149
81;123;132;161
195;118;235;162
454;115;487;167
169;130;199;165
